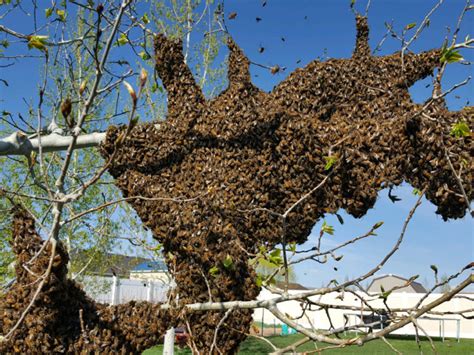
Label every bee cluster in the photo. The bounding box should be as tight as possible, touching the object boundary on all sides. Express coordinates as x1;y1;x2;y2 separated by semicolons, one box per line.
0;207;170;354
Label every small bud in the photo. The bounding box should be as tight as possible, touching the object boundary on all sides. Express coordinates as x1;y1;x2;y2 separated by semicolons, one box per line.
139;68;148;88
123;81;137;106
61;97;73;123
61;98;75;129
16;131;28;142
96;4;104;14
129;116;139;129
79;80;87;96
373;221;384;229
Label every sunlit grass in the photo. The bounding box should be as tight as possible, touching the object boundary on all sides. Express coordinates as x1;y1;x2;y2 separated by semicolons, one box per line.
144;333;474;354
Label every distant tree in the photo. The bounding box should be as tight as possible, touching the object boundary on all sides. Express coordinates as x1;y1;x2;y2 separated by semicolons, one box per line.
439;274;452;293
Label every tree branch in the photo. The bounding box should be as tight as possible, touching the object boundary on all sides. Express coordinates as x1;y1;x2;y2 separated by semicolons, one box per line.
0;132;106;156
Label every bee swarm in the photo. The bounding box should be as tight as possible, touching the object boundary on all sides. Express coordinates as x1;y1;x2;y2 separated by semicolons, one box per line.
0;207;171;354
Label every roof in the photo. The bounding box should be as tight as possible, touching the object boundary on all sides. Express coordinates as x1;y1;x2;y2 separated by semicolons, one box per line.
367;274;427;293
131;260;168;272
274;281;308;290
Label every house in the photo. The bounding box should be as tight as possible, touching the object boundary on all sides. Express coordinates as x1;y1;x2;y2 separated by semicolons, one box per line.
70;250;151;278
129;259;171;283
72;251;171;303
71;250;171;284
367;274;427;294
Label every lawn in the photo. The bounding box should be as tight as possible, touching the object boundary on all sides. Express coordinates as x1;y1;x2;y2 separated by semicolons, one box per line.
144;334;474;354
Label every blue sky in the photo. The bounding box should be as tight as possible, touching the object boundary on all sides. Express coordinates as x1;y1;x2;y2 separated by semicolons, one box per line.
0;0;472;290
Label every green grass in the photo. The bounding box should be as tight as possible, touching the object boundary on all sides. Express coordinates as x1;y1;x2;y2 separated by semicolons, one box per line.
144;334;474;354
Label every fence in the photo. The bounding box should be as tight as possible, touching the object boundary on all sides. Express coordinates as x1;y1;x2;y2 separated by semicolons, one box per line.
79;275;172;305
253;289;474;340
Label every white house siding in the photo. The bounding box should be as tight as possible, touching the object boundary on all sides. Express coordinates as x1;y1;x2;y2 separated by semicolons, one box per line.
129;271;172;284
253;289;473;339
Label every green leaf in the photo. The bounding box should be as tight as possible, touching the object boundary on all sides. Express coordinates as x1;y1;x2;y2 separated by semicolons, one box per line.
27;35;49;52
139;51;151;60
45;8;53;18
268;249;283;266
222;254;233;269
209;266;219;276
288;242;297;253
149;243;162;251
412;188;422;196
404;22;416;31
373;221;384;230
430;265;438;274
84;113;94;121
324;155;338;171
450;121;470;138
0;40;9;48
142;13;150;24
270;249;281;258
440;47;464;64
255;274;263;287
350;0;356;8
151;83;164;93
260;274;276;287
321;220;334;235
56;9;66;22
380;289;392;300
117;33;128;46
129;116;139;129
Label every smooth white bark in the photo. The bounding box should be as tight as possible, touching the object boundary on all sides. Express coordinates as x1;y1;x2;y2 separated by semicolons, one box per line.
0;131;106;156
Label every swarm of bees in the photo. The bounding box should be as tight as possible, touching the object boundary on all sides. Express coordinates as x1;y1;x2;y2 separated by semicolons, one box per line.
1;14;472;355
0;207;171;354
